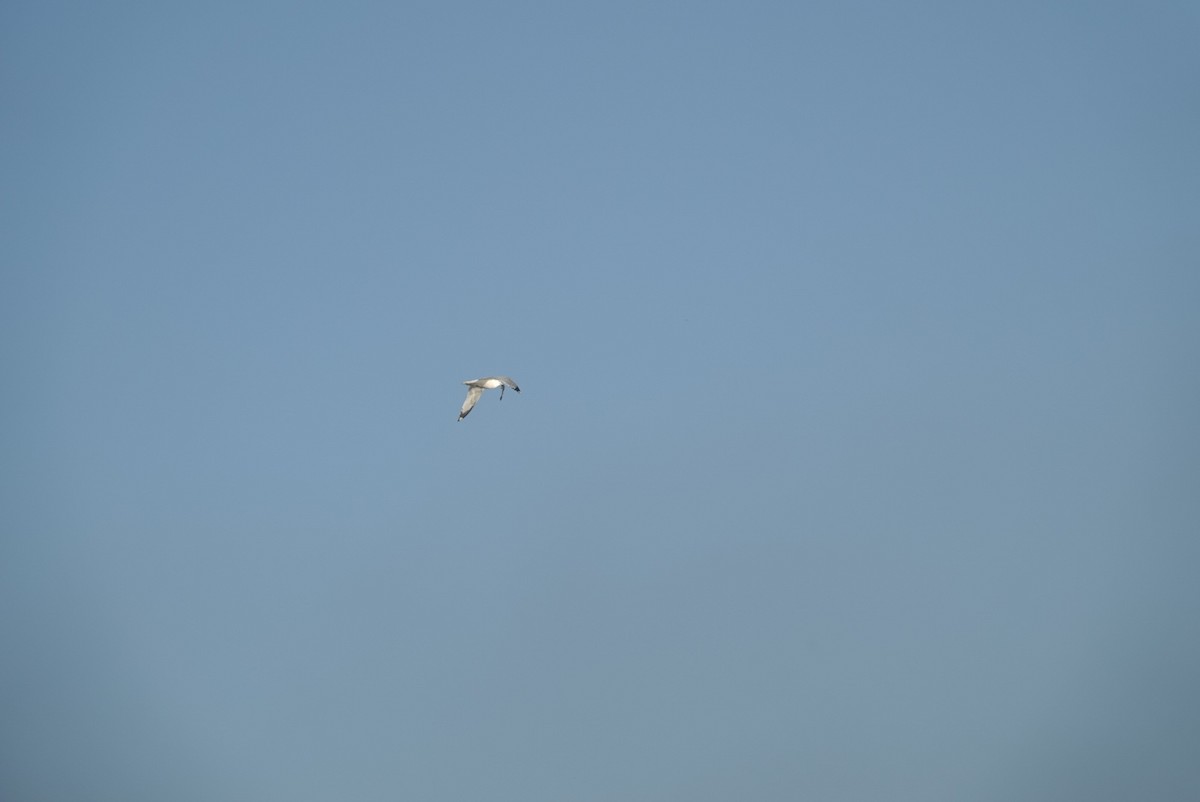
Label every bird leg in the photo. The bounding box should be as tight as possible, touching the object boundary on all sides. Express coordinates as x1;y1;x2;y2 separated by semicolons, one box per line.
499;385;505;400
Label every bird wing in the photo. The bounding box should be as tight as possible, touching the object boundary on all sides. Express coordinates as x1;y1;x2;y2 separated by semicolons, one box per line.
496;376;520;392
458;385;484;420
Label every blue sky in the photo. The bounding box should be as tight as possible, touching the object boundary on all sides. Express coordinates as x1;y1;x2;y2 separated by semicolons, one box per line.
3;2;1198;799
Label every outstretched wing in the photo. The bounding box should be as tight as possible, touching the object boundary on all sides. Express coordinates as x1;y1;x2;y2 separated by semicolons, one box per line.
496;376;521;392
458;385;484;420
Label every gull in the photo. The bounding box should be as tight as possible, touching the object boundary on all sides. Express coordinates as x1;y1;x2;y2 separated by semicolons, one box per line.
458;376;521;421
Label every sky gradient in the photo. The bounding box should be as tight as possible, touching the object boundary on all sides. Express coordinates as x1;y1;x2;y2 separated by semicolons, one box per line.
3;2;1199;800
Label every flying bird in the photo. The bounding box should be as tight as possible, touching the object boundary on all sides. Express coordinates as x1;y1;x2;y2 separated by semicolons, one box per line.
458;376;521;421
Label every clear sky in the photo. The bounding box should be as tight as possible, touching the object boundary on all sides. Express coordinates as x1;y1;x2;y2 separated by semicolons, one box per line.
3;2;1198;799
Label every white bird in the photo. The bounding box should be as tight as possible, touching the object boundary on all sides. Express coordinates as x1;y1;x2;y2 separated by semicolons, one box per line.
458;376;521;421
